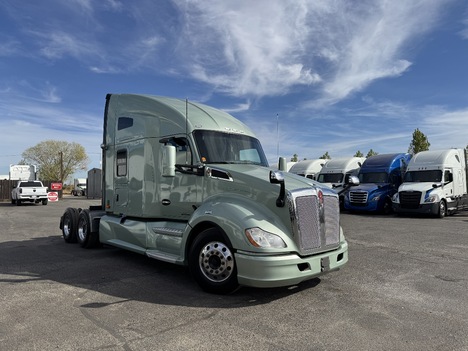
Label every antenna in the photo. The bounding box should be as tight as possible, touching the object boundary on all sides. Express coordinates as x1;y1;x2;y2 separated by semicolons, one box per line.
185;99;189;164
276;113;279;160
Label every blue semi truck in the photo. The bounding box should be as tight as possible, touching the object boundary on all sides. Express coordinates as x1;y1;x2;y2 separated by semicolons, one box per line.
343;153;411;214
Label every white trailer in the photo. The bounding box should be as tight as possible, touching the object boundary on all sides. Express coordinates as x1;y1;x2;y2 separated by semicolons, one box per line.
9;165;37;181
289;159;328;180
393;148;468;217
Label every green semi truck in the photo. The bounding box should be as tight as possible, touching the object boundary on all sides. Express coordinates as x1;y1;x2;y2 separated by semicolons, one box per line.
60;94;351;294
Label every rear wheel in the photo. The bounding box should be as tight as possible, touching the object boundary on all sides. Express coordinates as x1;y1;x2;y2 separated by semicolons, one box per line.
42;199;48;205
189;228;239;294
77;209;100;248
62;208;79;243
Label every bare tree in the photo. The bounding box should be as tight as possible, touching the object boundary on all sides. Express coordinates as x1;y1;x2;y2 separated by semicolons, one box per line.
22;140;90;182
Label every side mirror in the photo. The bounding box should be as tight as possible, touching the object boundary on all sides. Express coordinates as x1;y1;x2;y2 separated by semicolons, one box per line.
162;145;176;177
269;170;284;184
347;175;359;186
336;175;359;196
270;170;285;207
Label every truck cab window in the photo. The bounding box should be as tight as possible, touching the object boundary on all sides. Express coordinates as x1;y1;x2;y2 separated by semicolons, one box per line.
118;117;133;130
193;130;268;166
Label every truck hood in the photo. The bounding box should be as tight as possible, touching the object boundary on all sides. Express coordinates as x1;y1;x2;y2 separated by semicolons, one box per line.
208;163;336;195
398;182;440;193
350;183;391;194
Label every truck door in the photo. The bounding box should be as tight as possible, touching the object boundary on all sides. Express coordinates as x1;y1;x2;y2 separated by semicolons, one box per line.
160;137;199;220
454;169;464;197
443;169;454;197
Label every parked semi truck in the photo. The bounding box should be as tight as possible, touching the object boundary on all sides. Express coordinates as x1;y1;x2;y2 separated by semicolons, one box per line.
344;153;411;213
392;148;468;218
59;94;353;294
72;178;87;196
317;157;365;209
289;159;328;180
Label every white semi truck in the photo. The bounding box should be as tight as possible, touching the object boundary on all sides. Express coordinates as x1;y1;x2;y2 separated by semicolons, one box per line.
392;148;468;218
60;94;354;294
72;178;87;196
317;157;365;209
317;157;365;190
289;159;328;180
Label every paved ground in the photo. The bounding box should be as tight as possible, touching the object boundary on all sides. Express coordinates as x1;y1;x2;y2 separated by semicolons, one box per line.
0;197;467;351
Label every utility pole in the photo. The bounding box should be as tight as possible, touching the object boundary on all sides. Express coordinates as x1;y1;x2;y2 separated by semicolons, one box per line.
60;151;63;183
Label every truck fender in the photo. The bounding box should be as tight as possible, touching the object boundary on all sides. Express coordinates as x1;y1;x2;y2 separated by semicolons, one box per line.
184;194;293;256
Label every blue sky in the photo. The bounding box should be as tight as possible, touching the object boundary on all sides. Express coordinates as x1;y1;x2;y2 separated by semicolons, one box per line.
1;0;467;179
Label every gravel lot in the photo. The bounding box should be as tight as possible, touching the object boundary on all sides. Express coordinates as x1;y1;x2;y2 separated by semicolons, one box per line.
1;197;467;351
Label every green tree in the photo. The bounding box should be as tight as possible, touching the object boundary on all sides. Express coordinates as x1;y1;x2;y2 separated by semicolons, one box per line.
291;154;299;162
408;128;430;155
366;149;378;158
22;140;90;182
319;151;331;160
354;150;364;157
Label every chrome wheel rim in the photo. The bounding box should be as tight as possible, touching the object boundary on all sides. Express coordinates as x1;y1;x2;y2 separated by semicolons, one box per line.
198;241;234;283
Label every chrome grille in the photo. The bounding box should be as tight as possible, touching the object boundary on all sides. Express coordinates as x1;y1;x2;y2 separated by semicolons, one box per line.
324;196;340;246
295;196;320;250
349;191;368;204
290;189;340;256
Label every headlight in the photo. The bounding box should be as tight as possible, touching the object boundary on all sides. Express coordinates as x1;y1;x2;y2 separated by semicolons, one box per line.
425;194;439;203
392;193;399;203
245;227;287;248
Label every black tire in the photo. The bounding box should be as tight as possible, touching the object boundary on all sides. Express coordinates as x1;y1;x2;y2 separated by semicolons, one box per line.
189;228;239;294
62;208;79;243
438;200;446;219
11;198;15;205
382;199;393;215
77;209;100;248
16;199;21;206
42;199;48;205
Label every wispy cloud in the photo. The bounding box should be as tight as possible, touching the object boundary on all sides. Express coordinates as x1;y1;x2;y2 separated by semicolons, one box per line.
165;0;449;105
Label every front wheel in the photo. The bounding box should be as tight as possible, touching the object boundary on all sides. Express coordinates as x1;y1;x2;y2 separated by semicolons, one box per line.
438;200;446;219
189;228;239;294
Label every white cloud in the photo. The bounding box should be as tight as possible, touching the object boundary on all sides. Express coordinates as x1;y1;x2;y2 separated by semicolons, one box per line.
33;30;103;61
165;0;449;105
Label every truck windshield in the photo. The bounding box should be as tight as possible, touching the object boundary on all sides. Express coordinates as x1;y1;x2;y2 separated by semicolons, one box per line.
359;172;388;183
193;130;269;166
404;170;442;182
317;173;343;183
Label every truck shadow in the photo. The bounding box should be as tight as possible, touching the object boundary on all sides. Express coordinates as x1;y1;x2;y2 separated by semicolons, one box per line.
0;235;322;309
